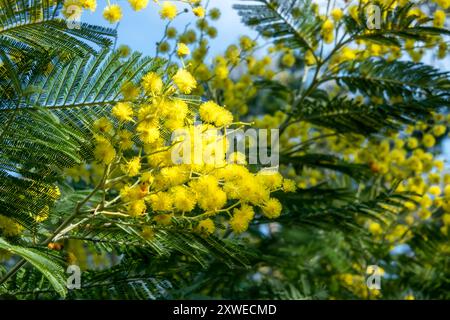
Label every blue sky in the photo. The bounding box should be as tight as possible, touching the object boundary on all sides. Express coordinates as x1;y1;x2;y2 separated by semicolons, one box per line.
82;0;253;57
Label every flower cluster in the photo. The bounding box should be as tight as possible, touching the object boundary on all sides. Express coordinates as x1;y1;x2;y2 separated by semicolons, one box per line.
66;64;294;237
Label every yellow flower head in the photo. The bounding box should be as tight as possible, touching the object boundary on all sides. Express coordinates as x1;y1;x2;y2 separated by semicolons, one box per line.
159;1;177;20
199;101;233;127
434;9;446;28
261;198;282;219
177;42;190;56
0;215;24;236
172;69;197;94
112;102;134;122
142;71;163;95
121;157;141;177
81;0;97;11
103;4;123;23
196;219;215;235
94;137;116;164
128;0;149;11
192;6;205;18
331;8;343;21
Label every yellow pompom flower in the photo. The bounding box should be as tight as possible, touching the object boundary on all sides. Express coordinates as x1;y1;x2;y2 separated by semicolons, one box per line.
432;124;446;137
331;8;343;21
322;19;334;33
112;102;134;122
198;188;227;211
137;125;160;144
435;0;450;9
103;4;123;23
199;101;233;127
434;10;446;28
230;205;254;234
142;71;163;95
444;185;450;198
127;200;146;216
128;0;148;11
94;137;116;164
171;186;196;212
118;130;134;150
81;0;97;11
261;198;282;219
429;185;441;196
93;117;113;133
148;192;173;211
0;215;24;236
172;69;197;94
422;133;436;148
282;179;296;192
281;52;295;67
304;50;316;65
192;6;205;18
214;65;229;80
321;19;334;44
159;1;177;20
407;137;419;149
196;219;215;235
121;157;141;177
368;222;382;236
177;42;190;56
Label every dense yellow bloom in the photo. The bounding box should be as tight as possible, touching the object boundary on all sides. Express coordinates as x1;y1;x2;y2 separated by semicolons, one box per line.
142;72;163;95
192;6;205;18
281;52;295;67
93;117;113;133
282;179;296;192
121;157;141;177
137;125;160;144
261;198;282;219
118;130;134;150
368;222;382;236
230;205;254;234
112;102;134;122
81;0;97;11
429;185;441;196
196;219;215;235
435;0;450;9
127;200;147;216
214;65;229;79
331;8;343;21
199;101;233;127
128;0;148;11
94;137;116;164
177;42;190;56
422;134;436;148
257;171;283;191
159;1;177;20
171;186;196;212
172;69;197;94
304;50;316;65
434;9;446;28
0;215;24;236
103;4;123;23
148;192;174;211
